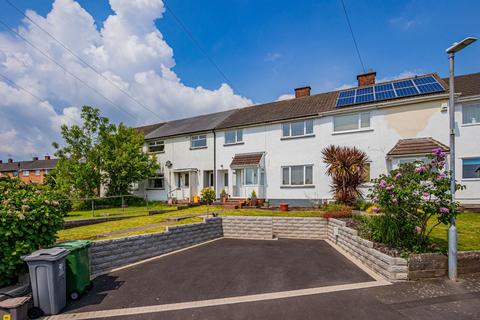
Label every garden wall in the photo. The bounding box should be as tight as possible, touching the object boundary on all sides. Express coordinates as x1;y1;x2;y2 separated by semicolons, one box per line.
222;216;327;240
89;217;223;277
327;218;408;281
408;251;480;280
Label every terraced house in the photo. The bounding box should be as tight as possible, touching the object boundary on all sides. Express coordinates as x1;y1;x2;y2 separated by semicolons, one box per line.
134;71;480;207
0;156;57;184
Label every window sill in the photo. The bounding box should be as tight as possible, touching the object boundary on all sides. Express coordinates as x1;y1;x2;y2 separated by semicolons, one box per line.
332;128;373;135
223;142;245;147
461;122;480;127
190;146;208;150
280;134;315;141
148;151;165;154
146;188;165;190
462;178;480;181
280;185;315;189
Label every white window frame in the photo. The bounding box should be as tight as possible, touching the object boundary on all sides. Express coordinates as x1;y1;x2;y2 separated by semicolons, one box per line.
190;134;207;149
243;167;258;186
147;140;165;153
281;119;314;138
224;129;243;145
281;165;313;186
147;173;165;189
23;170;29;177
35;169;41;176
462;157;480;180
462;103;480;126
333;112;371;133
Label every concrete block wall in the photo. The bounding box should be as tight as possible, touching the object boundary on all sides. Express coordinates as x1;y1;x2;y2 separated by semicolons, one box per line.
327;218;408;281
408;251;480;280
222;216;327;240
89;217;222;276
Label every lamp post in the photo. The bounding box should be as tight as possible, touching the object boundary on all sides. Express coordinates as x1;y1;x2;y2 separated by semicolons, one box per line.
445;37;477;281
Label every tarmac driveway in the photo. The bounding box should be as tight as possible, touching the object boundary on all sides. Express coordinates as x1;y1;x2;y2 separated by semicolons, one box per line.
64;238;374;314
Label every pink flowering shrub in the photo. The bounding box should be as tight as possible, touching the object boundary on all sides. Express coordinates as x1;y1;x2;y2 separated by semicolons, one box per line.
367;148;465;251
0;176;69;287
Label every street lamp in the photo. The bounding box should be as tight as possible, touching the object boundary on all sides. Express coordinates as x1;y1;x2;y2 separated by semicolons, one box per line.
445;37;477;282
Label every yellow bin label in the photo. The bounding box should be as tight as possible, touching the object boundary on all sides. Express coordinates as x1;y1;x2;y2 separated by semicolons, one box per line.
3;315;11;320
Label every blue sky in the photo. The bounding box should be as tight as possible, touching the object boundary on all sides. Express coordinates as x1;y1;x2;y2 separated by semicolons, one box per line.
2;0;479;103
0;0;478;159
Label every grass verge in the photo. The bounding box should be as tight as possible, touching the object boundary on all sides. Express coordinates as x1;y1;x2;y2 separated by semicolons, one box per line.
428;212;480;251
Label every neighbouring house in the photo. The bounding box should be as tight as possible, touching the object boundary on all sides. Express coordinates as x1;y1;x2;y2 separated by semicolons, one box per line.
0;156;58;184
134;71;480;207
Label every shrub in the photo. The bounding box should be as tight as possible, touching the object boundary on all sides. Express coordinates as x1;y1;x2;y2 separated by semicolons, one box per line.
356;198;372;211
322;145;369;205
0;176;68;287
200;187;216;204
250;190;257;198
368;148;464;251
322;204;352;219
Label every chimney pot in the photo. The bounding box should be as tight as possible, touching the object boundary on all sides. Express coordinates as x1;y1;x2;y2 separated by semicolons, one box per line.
33;156;39;161
8;158;13;163
357;71;376;87
0;160;2;164
294;86;311;98
45;155;51;160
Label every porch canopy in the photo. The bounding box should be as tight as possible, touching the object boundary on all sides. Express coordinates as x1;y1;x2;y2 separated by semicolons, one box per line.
230;152;264;168
387;137;449;158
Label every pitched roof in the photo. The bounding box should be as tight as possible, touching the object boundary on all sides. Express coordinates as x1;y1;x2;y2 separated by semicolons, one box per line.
0;158;58;172
442;72;480;98
387;137;449;157
145;109;237;140
230;152;264;168
136;123;165;136
217;73;449;129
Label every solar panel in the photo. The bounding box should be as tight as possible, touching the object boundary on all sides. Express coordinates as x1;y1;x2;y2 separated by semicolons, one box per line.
335;75;445;108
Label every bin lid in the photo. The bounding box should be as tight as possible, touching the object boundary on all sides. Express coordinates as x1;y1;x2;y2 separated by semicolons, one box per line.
55;240;91;251
22;247;69;262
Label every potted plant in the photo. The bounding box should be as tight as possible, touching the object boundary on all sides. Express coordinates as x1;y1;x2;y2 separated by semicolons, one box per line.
220;188;228;203
250;190;257;207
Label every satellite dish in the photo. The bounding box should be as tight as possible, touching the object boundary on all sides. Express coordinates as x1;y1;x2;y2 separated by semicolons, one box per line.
165;160;173;168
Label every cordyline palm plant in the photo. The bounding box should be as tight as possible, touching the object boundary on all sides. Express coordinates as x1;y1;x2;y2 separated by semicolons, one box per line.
322;145;369;205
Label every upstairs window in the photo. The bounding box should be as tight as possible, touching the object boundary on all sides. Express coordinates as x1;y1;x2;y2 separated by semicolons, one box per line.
282;165;313;186
225;129;243;144
191;135;207;149
282;119;314;138
463;104;480;125
463;158;480;179
147;140;165;153
333;112;370;132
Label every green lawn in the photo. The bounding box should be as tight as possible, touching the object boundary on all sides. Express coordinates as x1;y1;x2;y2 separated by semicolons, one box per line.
428;212;480;251
58;205;324;241
65;203;176;220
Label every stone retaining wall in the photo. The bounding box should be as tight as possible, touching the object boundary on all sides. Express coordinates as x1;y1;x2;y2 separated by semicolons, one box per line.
89;217;222;277
222;216;327;240
327;218;408;281
408;251;480;280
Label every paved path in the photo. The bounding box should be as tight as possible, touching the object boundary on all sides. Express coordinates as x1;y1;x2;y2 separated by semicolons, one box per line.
48;239;480;320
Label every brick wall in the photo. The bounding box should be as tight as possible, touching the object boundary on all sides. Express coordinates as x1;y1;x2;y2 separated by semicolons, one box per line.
222;216;327;240
327;218;408;281
408;251;480;280
89;217;222;277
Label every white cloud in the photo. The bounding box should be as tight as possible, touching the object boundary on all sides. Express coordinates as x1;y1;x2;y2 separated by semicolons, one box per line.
389;16;422;31
0;0;252;159
265;52;281;62
276;94;295;101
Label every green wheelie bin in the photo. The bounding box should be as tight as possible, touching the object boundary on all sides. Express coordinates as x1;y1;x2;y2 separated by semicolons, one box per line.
55;240;92;300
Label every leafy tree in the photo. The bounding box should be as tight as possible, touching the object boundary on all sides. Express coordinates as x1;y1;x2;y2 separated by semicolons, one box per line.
100;123;158;196
51;106;158;198
368;148;465;251
0;176;69;286
322;145;369;205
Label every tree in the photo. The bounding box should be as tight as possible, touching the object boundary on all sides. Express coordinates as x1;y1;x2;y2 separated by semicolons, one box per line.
322;145;369;205
51;106;158;198
100;123;158;196
368;148;465;250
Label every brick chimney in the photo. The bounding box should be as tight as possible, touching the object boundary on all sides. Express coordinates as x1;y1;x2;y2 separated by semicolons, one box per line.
357;71;376;87
32;156;39;161
8;158;13;163
45;155;51;160
294;86;311;98
0;160;2;164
